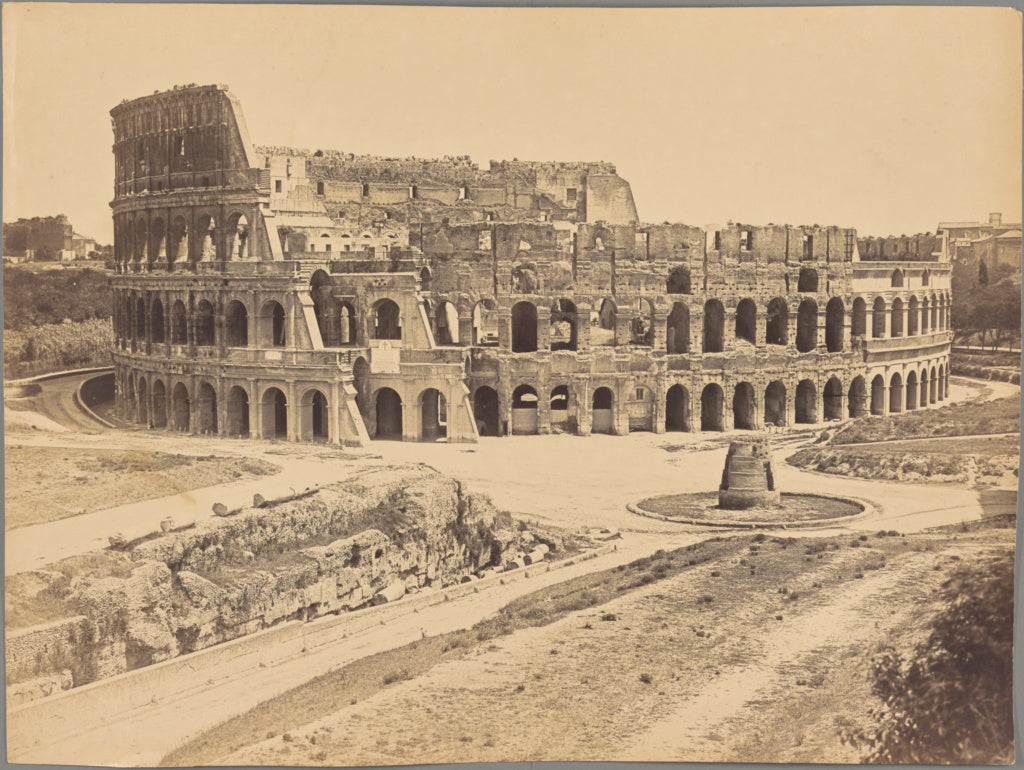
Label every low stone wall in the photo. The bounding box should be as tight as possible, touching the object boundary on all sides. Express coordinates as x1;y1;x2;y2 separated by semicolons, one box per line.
950;363;1020;385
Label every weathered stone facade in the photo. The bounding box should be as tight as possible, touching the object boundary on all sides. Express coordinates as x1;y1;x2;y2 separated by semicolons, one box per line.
110;84;951;443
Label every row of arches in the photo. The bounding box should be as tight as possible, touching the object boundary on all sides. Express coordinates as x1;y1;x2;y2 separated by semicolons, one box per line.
113;210;252;271
116;295;285;348
852;294;951;339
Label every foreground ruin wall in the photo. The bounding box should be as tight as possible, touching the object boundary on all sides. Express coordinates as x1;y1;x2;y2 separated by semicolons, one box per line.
6;469;552;701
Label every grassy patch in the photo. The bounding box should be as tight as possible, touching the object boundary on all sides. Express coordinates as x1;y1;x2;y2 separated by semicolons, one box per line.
636;492;861;523
832;397;1019;445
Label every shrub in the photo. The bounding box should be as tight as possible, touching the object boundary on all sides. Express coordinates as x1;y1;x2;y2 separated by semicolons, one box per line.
844;555;1013;763
639;673;653;684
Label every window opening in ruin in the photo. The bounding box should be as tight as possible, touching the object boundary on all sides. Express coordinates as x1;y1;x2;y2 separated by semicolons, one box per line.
765;298;788;345
666;302;690;354
195;301;215;346
458;185;468;200
735;299;756;344
225;301;248;347
700;384;723;431
550;385;569;411
317;181;325;195
227;386;250;437
362;183;370;197
136;297;147;341
764;381;786;427
921;269;930;286
802;234;814;260
201;176;210;188
170;300;187;344
795;379;816;423
473;386;500;436
797;267;818;293
592;298;617;346
732;382;756;429
150;299;165;343
666;266;692;294
435;301;460;345
825;297;844;352
339;302;357;345
566;188;577;203
713;231;721;251
419;267;431;291
275;180;282;193
410;184;418;199
796;299;818;352
665;384;690;432
373;299;402;340
889;373;903;413
740;230;751;251
890;269;904;288
630;299;654;346
550;299;578;351
703;299;725;353
374;388;403;439
823;377;843;420
890;297;904;337
472;299;498;346
511;301;538;353
420;389;447;441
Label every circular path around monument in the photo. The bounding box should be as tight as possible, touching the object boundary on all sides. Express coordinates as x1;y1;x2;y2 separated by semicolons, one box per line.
629;492;866;528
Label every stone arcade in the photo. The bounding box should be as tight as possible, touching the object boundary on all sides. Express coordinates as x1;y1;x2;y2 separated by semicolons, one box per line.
110;84;952;444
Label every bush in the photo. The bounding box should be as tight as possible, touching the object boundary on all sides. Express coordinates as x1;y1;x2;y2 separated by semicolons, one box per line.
844;555;1013;763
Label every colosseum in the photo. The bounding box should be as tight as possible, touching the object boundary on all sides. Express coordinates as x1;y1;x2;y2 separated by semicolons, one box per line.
110;84;952;445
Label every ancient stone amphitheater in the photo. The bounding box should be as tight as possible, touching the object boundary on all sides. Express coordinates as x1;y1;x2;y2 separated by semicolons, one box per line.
110;84;951;444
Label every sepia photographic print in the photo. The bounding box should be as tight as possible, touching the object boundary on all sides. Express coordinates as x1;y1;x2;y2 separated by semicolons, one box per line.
3;3;1021;766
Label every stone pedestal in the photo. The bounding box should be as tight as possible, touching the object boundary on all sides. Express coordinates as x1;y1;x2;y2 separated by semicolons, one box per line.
718;438;780;509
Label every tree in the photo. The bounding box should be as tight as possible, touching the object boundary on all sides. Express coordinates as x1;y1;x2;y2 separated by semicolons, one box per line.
978;259;989;285
843;554;1014;764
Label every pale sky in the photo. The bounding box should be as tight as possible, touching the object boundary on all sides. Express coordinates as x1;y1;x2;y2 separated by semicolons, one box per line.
3;3;1021;244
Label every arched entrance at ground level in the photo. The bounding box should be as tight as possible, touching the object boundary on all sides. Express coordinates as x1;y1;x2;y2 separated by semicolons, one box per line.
930;367;938;403
196;382;217;434
374;388;403;439
700;384;724;431
511;302;538;353
592;387;614;434
764;381;786;427
261;387;288;438
627;385;654;432
226;386;250;437
549;385;570;431
889;373;903;413
137;378;149;426
420;389;447;441
732;382;756;430
300;389;329;442
795;380;817;424
848;376;867;418
172;382;190;431
152;380;167;428
473;386;500;436
905;371;918;410
871;375;885;415
823;377;843;421
511;385;538;435
665;384;690;432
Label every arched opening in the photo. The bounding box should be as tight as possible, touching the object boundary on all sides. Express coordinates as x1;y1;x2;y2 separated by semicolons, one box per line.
630;299;654;346
511;301;538;352
905;371;918;410
852;297;867;338
374;388;403;439
890;297;904;338
228;213;250;259
150;219;166;264
419;266;432;291
197;214;216;261
593;298;617;346
258;301;287;347
472;299;498;346
872;297;887;338
797;268;818;293
420;388;447;441
930;366;938;404
921;269;930;287
172;382;190;432
889;373;903;413
137;377;149;427
700;384;724;431
135;297;147;341
170;300;187;345
150;299;165;343
262;387;288;438
766;298;788;346
592;386;614;434
170;217;188;268
300;389;329;442
195;300;215;346
732;382;756;430
735;299;756;345
666;266;692;294
796;299;818;353
628;385;654;432
919;369;928;409
665;384;690;432
225;301;248;346
871;375;886;415
890;268;904;288
823;376;843;420
196;382;217;434
931;293;939;331
226;386;250;437
125;376;136;421
666;302;690;354
795;379;817;424
938;364;945;400
310;270;338;346
921;297;930;334
353;357;370;417
373;299;401;340
550;385;570;431
907;296;919;336
550;299;578;351
434;301;460;345
703;299;725;353
825;298;844;352
848;376;867;418
473;386;500;437
152;380;167;428
135;219;149;267
339;302;357;345
511;384;538;435
764;381;786;427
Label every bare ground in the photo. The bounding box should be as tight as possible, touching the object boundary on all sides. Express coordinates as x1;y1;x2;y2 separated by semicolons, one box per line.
209;528;1014;766
3;445;280;530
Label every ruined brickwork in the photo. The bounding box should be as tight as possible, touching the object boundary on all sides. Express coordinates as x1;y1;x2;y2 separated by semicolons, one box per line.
3;215;74;260
110;85;951;444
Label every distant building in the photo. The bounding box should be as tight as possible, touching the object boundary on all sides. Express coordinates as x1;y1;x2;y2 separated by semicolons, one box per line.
939;212;1022;280
72;233;98;259
2;215;75;261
